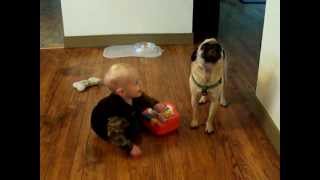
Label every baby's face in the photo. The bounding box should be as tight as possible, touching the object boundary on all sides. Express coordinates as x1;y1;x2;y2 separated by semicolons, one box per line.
124;77;143;98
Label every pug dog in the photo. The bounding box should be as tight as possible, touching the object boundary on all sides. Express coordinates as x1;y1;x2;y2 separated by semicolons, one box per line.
189;38;228;134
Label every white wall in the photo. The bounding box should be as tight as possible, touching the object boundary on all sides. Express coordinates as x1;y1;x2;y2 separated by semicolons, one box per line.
60;0;193;37
256;0;280;130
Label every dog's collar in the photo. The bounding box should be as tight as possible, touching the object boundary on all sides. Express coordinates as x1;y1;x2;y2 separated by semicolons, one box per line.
192;74;222;95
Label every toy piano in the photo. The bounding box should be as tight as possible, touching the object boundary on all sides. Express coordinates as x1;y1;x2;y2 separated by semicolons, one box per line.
142;102;180;135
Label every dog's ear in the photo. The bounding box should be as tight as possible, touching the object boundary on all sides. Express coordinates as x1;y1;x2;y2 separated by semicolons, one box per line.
191;49;197;61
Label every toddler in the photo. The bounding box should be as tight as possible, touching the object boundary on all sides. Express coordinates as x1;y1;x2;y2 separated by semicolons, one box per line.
91;63;166;157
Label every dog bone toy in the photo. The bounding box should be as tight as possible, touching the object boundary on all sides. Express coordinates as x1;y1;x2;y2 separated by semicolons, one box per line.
72;77;101;92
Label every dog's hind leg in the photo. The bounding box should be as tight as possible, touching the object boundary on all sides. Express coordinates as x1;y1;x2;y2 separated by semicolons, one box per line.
190;93;201;128
205;101;219;134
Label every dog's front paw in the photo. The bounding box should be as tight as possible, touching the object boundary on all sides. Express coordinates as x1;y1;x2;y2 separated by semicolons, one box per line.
220;101;229;107
198;96;208;104
190;120;199;129
205;123;214;134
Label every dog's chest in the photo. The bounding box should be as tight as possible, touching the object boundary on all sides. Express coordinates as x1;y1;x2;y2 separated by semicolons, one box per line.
191;62;222;84
190;61;223;99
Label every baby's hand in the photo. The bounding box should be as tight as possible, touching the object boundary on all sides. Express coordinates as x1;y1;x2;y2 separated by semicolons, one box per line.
150;118;162;126
157;114;167;122
154;103;166;113
130;144;142;158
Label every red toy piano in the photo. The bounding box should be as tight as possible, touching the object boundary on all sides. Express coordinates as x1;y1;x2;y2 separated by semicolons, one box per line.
142;102;180;136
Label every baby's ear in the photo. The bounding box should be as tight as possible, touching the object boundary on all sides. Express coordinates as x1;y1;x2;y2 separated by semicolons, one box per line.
191;49;197;61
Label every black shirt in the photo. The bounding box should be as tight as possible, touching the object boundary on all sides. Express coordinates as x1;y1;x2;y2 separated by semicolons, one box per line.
91;92;159;142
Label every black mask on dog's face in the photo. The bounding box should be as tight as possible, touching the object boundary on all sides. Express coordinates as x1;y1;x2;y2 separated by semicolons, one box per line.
200;42;222;64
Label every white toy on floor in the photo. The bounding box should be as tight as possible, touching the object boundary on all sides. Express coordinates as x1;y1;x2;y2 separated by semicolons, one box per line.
73;77;101;92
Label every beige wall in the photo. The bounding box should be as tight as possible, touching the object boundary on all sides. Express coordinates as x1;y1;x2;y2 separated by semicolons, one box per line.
256;0;280;130
60;0;193;37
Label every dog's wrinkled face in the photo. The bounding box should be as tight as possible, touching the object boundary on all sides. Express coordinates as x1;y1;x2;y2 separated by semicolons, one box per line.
200;42;222;64
191;38;224;71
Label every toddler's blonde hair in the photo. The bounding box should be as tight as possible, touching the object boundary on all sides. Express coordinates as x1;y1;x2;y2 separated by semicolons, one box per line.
104;63;139;91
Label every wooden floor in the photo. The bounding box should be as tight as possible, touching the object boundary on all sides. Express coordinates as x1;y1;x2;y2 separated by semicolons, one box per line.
219;0;266;90
40;45;279;180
